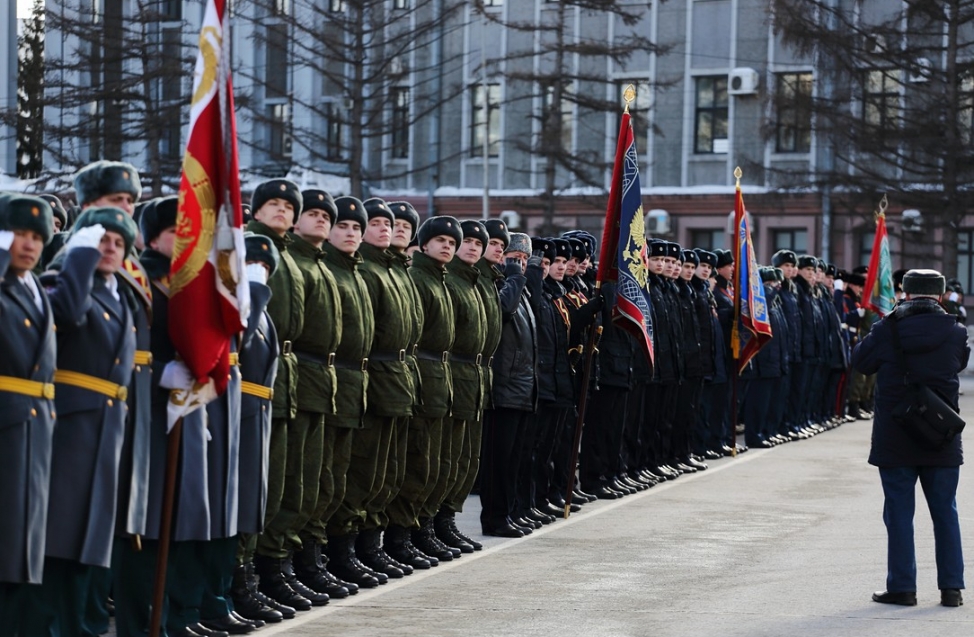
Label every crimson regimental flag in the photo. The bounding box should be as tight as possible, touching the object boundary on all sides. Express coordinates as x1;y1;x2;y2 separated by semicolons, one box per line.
169;0;248;394
730;181;772;374
598;110;654;367
862;213;896;316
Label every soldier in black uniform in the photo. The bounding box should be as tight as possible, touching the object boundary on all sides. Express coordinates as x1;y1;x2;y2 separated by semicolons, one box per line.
673;249;707;469
691;249;724;459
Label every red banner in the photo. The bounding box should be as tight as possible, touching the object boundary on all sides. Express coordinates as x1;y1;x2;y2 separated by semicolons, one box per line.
169;0;248;394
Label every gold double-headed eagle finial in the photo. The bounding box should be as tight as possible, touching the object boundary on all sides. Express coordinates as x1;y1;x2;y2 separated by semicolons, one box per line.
734;166;743;188
623;84;636;114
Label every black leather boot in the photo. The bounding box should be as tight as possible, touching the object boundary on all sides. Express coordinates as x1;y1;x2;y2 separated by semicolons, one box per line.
384;524;432;570
448;516;483;551
229;563;284;624
293;539;349;599
434;512;475;553
377;528;413;575
253;554;312;611
282;554;329;606
414;517;455;561
325;535;380;589
356;529;405;578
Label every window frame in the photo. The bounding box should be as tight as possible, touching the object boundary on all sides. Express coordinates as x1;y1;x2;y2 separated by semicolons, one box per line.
774;72;813;154
470;83;501;158
693;75;729;155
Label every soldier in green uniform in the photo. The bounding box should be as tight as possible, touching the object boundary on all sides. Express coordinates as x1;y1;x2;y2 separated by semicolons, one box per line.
342;198;421;581
404;217;461;562
380;202;433;569
318;196;380;589
246;179;315;613
435;220;489;553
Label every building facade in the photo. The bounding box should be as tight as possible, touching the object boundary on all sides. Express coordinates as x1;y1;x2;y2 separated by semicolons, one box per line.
37;0;974;293
1;1;18;178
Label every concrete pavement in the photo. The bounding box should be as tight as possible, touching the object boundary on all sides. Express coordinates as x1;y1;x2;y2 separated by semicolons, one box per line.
256;378;974;637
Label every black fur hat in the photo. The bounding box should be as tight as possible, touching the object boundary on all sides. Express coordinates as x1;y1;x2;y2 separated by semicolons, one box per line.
566;237;587;261
551;238;572;261
682;249;700;266
388;201;421;239
301;189;337;221
363;198;395;225
251;179;302;221
715;249;734;268
531;237;556;262
417;215;463;248
771;249;797;267
140;196;178;246
333;196;368;230
902;269;946;296
797;254;818;270
665;242;683;259
648;239;667;257
0;193;55;245
694;248;717;267
39;194;68;231
73;161;142;206
483;219;511;249
461;219;489;247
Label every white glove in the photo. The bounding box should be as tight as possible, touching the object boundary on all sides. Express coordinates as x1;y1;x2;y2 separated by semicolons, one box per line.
833;278;844;291
857;307;865;317
245;263;268;285
960;307;967;318
66;224;106;251
159;360;196;391
949;292;959;303
0;230;14;251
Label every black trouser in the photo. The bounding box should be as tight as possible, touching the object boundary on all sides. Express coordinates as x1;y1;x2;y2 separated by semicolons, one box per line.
656;381;680;463
531;403;568;508
622;383;647;474
743;376;774;445
672;378;702;461
549;406;577;500
641;383;662;467
514;414;543;518
579;386;628;490
479;408;528;529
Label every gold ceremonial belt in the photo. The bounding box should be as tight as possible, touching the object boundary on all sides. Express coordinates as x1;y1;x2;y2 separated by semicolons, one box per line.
54;370;128;401
229;353;240;366
240;381;273;400
134;351;153;365
0;375;55;400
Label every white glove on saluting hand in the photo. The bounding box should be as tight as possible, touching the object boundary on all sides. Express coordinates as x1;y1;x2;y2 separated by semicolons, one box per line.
245;263;268;285
66;224;106;252
0;230;14;251
159;360;196;391
857;307;866;317
949;292;960;303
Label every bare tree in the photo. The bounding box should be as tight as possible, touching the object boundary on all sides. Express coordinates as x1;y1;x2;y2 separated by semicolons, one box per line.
39;0;193;195
771;0;974;277
13;0;46;179
473;0;666;234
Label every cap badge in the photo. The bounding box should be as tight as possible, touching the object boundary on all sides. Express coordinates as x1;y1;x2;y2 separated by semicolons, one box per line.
32;207;40;216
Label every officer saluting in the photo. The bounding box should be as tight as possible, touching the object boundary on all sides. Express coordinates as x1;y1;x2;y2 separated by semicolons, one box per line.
0;195;58;635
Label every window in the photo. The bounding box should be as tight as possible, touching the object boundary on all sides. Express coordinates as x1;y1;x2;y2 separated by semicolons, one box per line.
87;100;104;159
483;0;503;6
690;228;726;252
470;83;501;157
858;230;874;267
393;0;409;8
616;80;651;142
390;87;410;159
158;0;181;20
542;82;574;152
160;115;182;162
265;24;289;99
775;72;812;153
960;70;974;145
959;230;974;297
267;103;292;159
160;27;182;103
772;228;808;254
330;0;346;11
694;76;728;154
323;102;344;161
863;69;901;132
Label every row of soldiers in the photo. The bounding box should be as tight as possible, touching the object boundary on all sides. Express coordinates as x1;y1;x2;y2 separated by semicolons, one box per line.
2;158;892;637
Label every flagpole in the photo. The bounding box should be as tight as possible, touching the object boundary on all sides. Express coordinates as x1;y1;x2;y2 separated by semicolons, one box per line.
562;85;636;518
729;167;743;458
148;417;184;637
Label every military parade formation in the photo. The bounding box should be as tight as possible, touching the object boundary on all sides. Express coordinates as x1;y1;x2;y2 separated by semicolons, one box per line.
2;158;968;637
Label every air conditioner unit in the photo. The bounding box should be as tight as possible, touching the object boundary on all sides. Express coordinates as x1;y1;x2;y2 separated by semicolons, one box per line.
500;209;521;231
908;57;931;83
901;208;923;233
728;68;760;96
645;209;670;235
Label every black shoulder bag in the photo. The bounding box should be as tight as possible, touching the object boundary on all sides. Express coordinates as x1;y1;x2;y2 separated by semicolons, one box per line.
888;315;966;451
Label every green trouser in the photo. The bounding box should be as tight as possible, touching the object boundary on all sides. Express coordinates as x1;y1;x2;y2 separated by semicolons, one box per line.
167;541;206;633
20;557;102;637
326;414;393;537
304;424;355;544
257;412;324;557
847;369;867;403
444;417;481;513
426;417;465;518
385;416;435;529
236;533;258;565
255;418;288;556
365;416;408;531
200;536;238;621
418;416;450;520
111;537;164;637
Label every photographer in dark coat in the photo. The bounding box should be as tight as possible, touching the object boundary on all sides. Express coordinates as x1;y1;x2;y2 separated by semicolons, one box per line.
851;269;969;608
